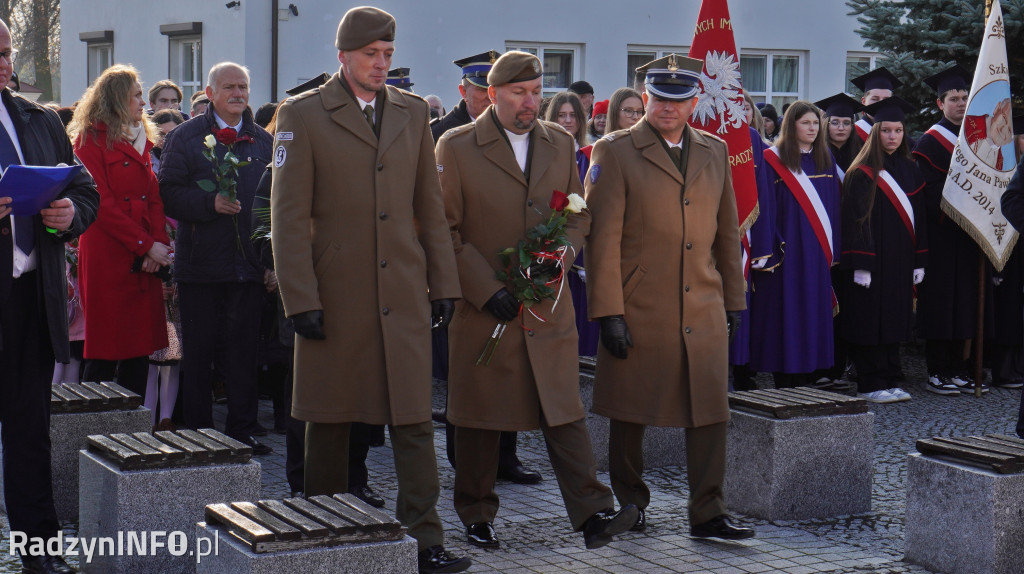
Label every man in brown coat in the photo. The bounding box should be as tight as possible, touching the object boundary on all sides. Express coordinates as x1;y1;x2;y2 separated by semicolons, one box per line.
436;51;638;551
585;54;755;539
270;7;469;573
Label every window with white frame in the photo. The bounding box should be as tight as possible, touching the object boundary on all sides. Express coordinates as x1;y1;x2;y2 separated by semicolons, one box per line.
846;52;880;95
160;23;203;103
626;46;689;89
80;31;113;85
505;43;581;97
739;50;803;109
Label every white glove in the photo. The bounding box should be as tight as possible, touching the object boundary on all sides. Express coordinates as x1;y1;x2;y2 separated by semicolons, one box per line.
751;259;767;269
576;268;586;283
993;276;1004;286
913;268;925;285
853;270;871;288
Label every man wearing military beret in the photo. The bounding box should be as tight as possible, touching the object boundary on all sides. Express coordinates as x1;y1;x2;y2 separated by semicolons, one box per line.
436;50;638;551
270;6;469;573
585;54;755;539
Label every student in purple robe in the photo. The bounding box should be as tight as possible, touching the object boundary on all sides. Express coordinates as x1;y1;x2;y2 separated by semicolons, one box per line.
748;100;841;387
839;97;927;403
818;93;864;173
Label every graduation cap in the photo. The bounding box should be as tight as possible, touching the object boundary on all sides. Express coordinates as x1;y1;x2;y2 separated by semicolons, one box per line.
285;73;330;96
1014;114;1024;137
814;93;863;119
851;67;903;93
923;64;971;96
386;68;413;89
454;50;501;88
861;95;915;123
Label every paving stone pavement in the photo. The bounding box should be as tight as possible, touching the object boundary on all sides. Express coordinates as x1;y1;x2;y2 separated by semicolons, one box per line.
0;349;1020;573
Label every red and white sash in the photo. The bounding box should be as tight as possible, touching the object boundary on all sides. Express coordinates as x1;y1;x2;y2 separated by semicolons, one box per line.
764;146;837;313
925;124;957;154
854;118;872;142
858;166;915;243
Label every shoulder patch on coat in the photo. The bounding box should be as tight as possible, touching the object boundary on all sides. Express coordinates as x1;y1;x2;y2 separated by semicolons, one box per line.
274;145;287;168
589;164;601;183
276;132;293;141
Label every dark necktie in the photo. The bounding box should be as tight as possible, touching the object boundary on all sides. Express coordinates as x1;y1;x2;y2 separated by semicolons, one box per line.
363;104;375;129
669;146;683;169
0;124;30;253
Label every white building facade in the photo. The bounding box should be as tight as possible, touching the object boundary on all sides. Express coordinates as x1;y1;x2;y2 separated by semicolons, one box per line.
61;0;877;111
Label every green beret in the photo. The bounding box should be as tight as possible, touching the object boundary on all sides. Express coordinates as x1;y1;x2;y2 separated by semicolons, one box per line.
336;6;396;51
487;51;542;87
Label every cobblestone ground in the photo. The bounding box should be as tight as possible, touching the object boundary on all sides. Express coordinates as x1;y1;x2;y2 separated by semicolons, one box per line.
1;348;1020;573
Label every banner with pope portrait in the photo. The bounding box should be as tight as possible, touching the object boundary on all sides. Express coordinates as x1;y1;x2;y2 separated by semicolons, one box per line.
940;0;1017;271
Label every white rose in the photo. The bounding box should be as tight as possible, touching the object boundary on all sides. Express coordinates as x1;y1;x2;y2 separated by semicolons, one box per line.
565;193;587;214
203;134;217;149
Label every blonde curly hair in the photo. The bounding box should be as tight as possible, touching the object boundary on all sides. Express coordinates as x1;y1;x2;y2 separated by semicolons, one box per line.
67;64;156;149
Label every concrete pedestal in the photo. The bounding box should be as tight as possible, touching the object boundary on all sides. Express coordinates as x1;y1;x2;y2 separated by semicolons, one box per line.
905;453;1024;574
580;375;688;471
0;407;151;521
725;409;874;520
78;449;260;574
194;522;418;574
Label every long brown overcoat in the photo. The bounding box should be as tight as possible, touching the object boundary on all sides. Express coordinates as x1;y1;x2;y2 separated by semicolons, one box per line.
584;120;745;428
271;73;460;425
436;110;591;431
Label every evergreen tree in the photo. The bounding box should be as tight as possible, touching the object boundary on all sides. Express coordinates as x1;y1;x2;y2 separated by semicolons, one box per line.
847;0;1023;133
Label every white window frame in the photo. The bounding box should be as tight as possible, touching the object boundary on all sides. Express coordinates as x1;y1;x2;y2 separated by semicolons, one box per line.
626;45;690;89
846;51;881;96
80;30;113;86
738;49;805;109
505;42;582;97
169;36;202;103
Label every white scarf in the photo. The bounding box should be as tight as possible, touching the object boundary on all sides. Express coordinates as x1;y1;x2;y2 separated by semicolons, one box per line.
127;122;147;156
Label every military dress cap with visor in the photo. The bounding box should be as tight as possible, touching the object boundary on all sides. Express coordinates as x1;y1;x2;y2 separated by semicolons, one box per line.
286;72;330;96
454;50;501;88
486;51;543;87
814;93;864;119
335;6;396;51
386;67;413;89
850;66;903;93
860;95;915;123
923;64;971;96
638;54;703;101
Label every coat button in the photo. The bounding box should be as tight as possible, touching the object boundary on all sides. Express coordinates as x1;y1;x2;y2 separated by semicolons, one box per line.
527;199;533;207
123;161;129;166
1;228;8;236
686;242;693;250
685;327;692;334
382;307;390;315
124;196;129;201
380;259;387;268
684;285;690;292
527;329;535;337
379;211;388;220
377;163;384;171
684;198;690;206
141;195;147;200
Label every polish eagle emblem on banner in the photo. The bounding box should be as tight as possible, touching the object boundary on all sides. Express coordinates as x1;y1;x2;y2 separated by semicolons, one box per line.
691;50;744;134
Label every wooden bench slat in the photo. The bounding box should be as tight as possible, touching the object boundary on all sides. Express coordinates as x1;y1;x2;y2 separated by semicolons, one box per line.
177;430;231;459
131;433;188;460
63;383;105;408
108;433;163;459
283;497;359;535
80;381;123;405
98;382;144;408
985;434;1024;450
197;429;253;457
944;436;1024;459
307;495;392;532
51;385;82;406
332;493;399;526
87;435;144;467
205;503;276;547
917;438;1024;473
256;499;330;538
154;431;213;460
230;502;302;542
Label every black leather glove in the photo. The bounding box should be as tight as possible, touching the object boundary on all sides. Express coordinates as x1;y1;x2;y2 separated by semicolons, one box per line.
483;289;519;322
599;315;633;359
431;298;456;329
726;311;742;344
527;259;560;278
291;310;326;340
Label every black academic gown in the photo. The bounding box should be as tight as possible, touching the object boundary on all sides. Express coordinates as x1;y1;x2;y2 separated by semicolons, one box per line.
840;154;927;345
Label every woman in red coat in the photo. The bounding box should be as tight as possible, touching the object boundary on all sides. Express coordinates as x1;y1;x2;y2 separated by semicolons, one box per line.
67;64;171;395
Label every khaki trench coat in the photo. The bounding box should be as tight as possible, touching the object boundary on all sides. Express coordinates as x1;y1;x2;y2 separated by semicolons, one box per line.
271;73;460;425
436;110;591;431
584;120;745;428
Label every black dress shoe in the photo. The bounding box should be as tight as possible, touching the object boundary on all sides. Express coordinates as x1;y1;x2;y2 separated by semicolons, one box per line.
243;436;273;456
690;514;755;540
496;463;542;484
22;554;76;574
582;504;639;549
630;508;647;532
417;545;471;573
431;408;448;423
466;521;499;548
349;485;385;508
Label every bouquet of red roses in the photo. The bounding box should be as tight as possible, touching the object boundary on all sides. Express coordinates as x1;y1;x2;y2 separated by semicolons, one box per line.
197;127;253;249
477;189;587;365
